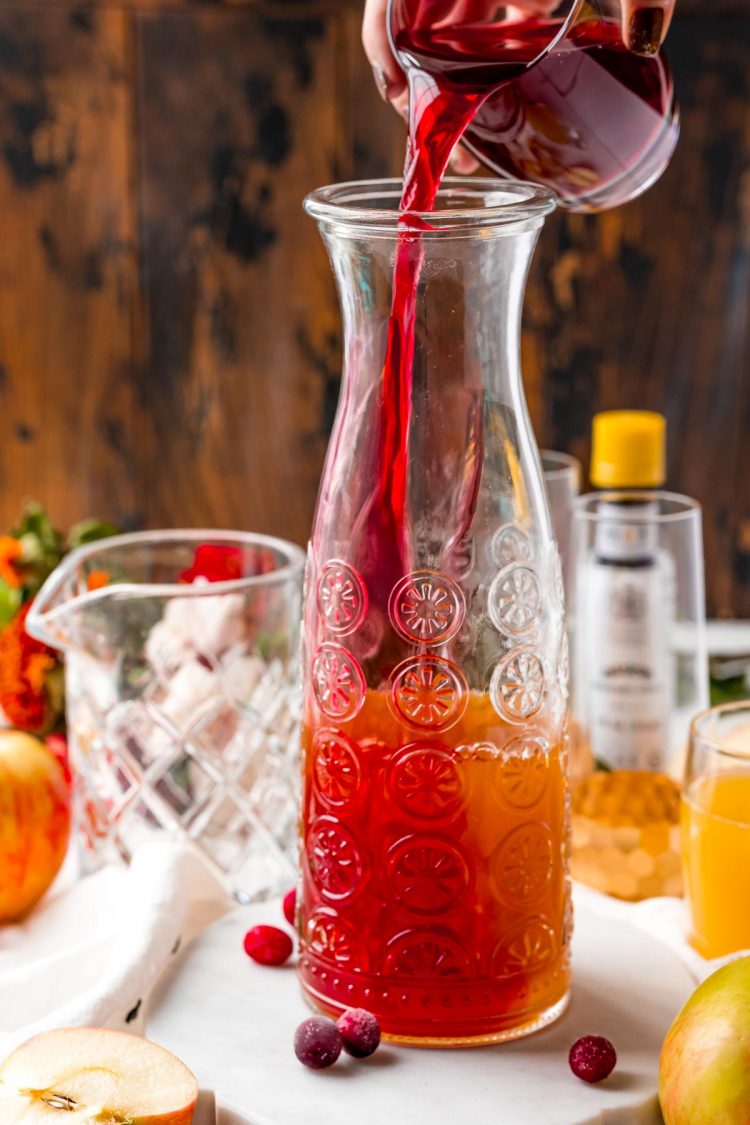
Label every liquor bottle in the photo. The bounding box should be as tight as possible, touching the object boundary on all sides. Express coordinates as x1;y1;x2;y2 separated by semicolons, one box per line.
571;411;685;901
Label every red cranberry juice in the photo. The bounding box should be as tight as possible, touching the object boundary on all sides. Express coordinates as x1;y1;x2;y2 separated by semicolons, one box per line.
465;19;678;209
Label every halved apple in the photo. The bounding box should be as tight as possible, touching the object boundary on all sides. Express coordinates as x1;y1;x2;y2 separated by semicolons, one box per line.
0;1027;198;1123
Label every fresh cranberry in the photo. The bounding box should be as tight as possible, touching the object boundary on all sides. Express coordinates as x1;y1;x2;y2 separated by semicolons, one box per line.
337;1008;381;1058
294;1017;342;1070
243;925;292;966
569;1036;617;1083
45;733;72;785
283;888;297;928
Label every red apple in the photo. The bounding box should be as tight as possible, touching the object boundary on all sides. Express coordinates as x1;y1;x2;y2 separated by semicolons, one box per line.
660;957;750;1124
0;730;71;921
0;1027;199;1123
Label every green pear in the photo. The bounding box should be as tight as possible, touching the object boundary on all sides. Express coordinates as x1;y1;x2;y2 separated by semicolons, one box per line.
660;956;750;1124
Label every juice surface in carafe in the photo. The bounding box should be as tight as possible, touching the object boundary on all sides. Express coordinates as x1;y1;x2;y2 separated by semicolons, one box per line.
299;692;570;1044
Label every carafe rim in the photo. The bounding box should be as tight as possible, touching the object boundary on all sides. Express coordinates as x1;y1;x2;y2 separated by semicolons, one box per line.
304;177;555;234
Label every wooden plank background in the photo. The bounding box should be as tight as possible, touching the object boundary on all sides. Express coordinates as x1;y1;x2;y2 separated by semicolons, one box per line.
0;0;747;617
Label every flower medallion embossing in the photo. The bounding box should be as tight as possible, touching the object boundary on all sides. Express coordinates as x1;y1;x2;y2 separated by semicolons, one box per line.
388;656;468;732
490;647;546;724
495;735;550;810
491;916;558;978
389;571;465;645
386;835;469;914
488;564;541;636
307;816;362;901
491;524;534;569
388;744;466;822
306;907;369;972
312;729;363;808
312;643;365;722
384;928;474;979
317;560;367;636
493;822;554;906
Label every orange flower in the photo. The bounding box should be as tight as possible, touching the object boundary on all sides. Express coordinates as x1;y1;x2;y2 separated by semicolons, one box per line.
86;570;110;592
0;536;23;588
0;602;58;732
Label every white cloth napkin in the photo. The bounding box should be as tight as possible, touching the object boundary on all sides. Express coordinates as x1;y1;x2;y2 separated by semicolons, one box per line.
573;882;749;984
0;841;230;1057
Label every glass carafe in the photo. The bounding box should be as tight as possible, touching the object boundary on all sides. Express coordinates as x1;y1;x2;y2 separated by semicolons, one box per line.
298;180;571;1045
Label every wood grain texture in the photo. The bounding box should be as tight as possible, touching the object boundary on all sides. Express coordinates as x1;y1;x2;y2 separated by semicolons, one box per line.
0;5;142;531
134;6;348;541
0;0;747;616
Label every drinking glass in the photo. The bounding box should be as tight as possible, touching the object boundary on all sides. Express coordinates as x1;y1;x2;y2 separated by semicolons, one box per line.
683;702;750;958
27;530;305;902
569;493;708;901
542;451;581;601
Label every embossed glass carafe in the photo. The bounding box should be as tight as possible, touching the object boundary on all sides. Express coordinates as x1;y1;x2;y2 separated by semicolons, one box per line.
299;179;570;1045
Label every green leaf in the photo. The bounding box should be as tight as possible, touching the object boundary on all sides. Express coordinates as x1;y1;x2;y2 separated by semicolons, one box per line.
67;518;120;549
0;581;23;629
13;502;63;556
710;675;750;706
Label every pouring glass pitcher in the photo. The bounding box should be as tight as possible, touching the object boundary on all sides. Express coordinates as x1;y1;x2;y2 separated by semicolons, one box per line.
389;0;679;210
26;530;305;901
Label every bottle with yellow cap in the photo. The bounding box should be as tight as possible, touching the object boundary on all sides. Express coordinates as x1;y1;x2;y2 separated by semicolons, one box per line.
570;410;684;901
590;410;667;490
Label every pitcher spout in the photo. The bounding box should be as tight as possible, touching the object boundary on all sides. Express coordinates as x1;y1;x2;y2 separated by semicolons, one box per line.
25;549;92;652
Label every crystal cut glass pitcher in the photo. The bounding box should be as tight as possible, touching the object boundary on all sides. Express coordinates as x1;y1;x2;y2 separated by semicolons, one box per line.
298;180;571;1045
27;530;305;901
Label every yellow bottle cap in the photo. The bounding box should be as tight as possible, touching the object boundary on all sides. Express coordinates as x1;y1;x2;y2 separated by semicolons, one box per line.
590;411;667;489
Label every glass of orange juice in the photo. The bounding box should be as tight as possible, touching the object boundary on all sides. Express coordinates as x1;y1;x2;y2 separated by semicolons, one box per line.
682;702;750;958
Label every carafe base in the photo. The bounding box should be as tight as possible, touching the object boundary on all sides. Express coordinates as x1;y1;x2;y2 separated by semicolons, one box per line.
300;979;570;1047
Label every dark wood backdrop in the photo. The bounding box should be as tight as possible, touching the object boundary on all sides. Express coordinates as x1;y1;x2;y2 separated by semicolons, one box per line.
0;0;747;616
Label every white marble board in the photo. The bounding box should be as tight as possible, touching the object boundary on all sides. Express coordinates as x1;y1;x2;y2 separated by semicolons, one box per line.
149;896;693;1125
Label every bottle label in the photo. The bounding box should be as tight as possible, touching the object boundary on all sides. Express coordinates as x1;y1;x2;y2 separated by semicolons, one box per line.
581;558;673;772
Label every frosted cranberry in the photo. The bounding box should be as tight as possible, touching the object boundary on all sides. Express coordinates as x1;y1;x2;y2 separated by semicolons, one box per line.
294;1017;342;1070
337;1008;381;1058
243;925;292;966
569;1036;617;1083
283;888;297;928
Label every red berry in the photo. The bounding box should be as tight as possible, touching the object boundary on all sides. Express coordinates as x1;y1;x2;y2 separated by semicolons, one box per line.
569;1036;617;1084
337;1008;381;1058
243;925;293;966
294;1017;342;1070
45;733;72;785
283;888;297;928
